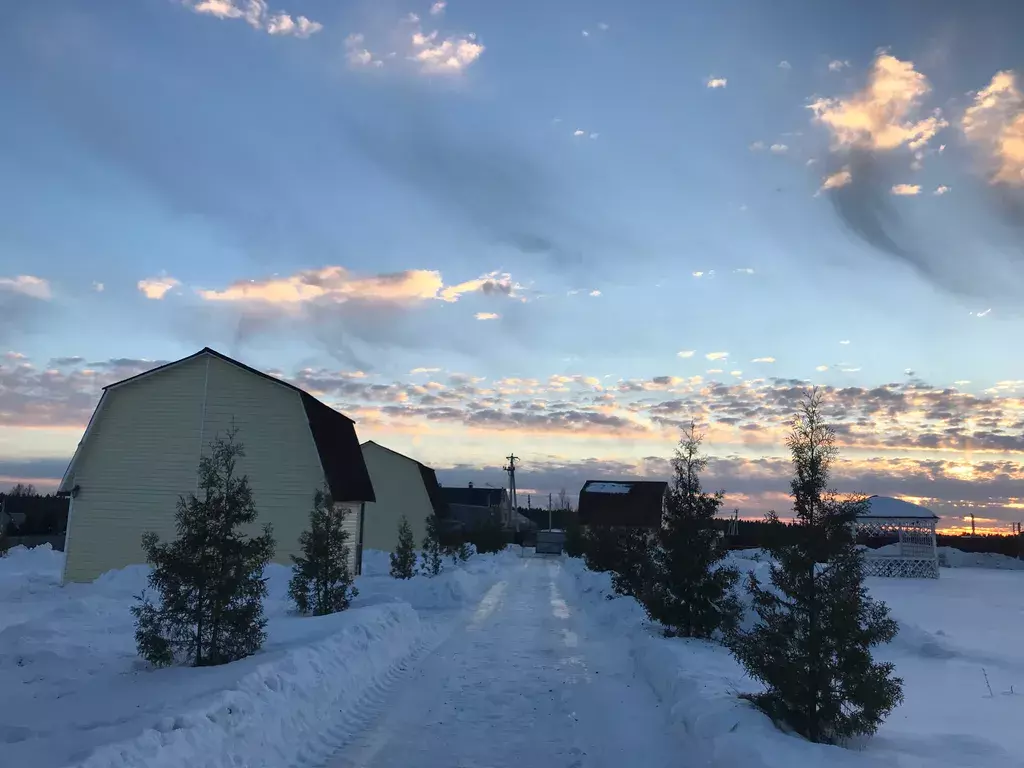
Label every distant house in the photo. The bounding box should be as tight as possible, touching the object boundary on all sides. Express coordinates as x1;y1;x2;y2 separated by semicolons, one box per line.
577;480;669;528
441;484;509;530
360;441;448;552
58;348;376;584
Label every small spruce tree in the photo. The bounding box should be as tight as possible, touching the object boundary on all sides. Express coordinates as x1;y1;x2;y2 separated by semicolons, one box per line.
288;486;359;615
390;515;417;579
728;388;904;743
643;422;740;638
132;428;275;668
421;514;444;577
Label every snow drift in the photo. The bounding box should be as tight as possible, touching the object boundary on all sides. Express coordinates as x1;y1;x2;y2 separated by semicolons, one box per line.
0;544;510;768
560;550;1024;768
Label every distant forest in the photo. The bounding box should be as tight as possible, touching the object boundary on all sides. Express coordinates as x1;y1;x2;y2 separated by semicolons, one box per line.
517;505;1024;559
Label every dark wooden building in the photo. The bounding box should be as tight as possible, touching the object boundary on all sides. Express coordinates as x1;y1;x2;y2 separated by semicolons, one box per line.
576;480;668;528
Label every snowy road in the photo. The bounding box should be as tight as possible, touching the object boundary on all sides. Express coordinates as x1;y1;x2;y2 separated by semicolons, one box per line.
328;556;677;768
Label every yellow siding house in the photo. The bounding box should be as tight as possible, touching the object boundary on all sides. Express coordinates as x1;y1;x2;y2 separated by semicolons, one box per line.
57;348;376;583
359;441;447;552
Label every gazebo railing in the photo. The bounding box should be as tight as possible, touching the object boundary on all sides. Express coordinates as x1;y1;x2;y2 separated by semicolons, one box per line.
854;515;939;579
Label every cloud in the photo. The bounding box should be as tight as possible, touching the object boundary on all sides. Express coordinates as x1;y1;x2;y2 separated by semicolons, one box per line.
573;129;585;137
196;267;521;306
808;54;947;152
677;350;696;359
891;183;921;195
749;141;765;151
705;352;729;361
410;29;484;74
430;1;446;16
706;77;728;89
186;0;322;38
961;70;1024;186
344;33;382;68
0;275;51;300
410;367;441;374
751;357;776;363
819;167;852;191
840;339;851;345
475;312;500;320
92;281;105;292
828;59;850;72
589;289;601;297
770;143;788;154
778;60;791;70
137;276;180;300
933;185;951;195
597;22;609;31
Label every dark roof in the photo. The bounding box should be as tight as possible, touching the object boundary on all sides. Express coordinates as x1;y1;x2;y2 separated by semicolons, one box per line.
360;441;448;517
577;480;668;528
300;392;374;503
440;486;506;509
103;348;373;503
418;465;450;519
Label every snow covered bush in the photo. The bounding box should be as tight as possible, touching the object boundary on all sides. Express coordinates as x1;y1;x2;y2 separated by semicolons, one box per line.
729;389;904;743
288;486;358;615
420;514;444;577
132;428;275;668
390;516;417;579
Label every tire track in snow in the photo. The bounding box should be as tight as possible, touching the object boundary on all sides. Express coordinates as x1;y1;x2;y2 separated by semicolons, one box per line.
318;580;509;768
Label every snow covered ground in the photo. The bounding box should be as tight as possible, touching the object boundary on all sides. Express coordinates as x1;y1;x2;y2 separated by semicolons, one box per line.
0;544;514;768
561;549;1024;768
4;543;1023;768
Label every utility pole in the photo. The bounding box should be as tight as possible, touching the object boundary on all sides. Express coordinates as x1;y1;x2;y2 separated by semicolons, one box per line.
548;493;553;531
503;454;518;529
971;512;976;537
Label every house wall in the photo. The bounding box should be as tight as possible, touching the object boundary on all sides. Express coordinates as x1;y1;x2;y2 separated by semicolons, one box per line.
360;443;433;552
62;354;361;583
62;356;209;583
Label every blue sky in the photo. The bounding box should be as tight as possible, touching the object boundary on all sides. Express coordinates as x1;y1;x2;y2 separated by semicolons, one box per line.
4;0;1024;529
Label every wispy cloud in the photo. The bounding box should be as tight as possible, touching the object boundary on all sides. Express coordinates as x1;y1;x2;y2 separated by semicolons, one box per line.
137;276;180;300
186;0;322;38
475;312;500;320
430;1;446;16
92;281;105;293
778;60;792;70
706;351;729;361
751;356;776;363
706;77;728;89
677;350;696;359
770;143;788;154
933;185;951;195
0;275;51;300
345;33;382;68
891;183;921;195
828;59;850;72
809;54;947;152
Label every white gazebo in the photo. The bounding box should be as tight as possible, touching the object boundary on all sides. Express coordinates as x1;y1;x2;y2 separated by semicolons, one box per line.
855;496;939;579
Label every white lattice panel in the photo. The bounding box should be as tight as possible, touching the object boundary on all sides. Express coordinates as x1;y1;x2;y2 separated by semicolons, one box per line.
863;556;939;579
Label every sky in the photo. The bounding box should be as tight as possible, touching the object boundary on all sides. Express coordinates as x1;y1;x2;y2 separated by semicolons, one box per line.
4;0;1024;532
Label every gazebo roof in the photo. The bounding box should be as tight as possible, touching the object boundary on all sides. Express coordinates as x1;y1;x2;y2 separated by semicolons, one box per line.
859;495;939;520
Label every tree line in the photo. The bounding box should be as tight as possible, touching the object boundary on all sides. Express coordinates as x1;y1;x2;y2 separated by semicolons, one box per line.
573;388;904;745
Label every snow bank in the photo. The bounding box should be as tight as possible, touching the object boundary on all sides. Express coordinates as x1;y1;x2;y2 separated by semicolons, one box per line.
0;545;508;768
561;551;1024;768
